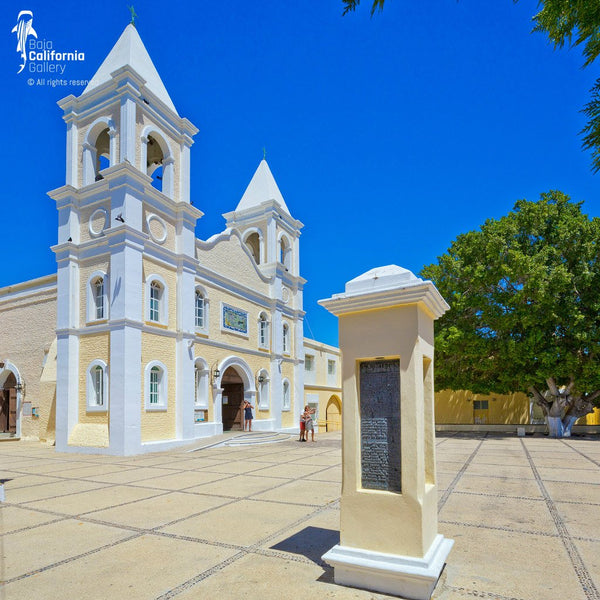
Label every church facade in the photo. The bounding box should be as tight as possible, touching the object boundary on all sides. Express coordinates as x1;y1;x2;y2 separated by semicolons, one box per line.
0;25;341;454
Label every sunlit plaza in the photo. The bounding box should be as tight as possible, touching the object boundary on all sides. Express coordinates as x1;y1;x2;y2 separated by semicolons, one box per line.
1;431;599;600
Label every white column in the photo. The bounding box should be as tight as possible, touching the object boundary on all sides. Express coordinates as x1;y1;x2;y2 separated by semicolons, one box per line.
179;143;191;204
120;97;137;164
163;156;175;200
109;327;142;455
266;217;277;263
176;263;196;441
55;334;79;451
213;385;224;433
55;252;80;451
108;230;144;454
82;142;97;186
65;121;78;187
320;266;453;600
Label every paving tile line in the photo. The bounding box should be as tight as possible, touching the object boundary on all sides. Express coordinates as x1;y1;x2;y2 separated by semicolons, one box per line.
1;532;145;586
439;518;561;539
455;489;600;509
444;585;528;600
152;499;340;600
2;456;341;540
437;469;600;486
561;440;600;469
438;434;487;512
1;499;260;588
520;439;600;600
2;458;342;586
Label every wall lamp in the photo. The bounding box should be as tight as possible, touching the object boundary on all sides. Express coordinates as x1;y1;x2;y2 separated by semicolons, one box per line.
257;374;266;384
212;368;221;381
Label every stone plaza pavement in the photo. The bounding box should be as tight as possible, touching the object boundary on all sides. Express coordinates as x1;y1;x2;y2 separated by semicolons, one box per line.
0;431;599;600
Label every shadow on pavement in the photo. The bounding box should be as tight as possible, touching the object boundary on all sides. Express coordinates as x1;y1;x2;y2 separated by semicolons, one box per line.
270;526;339;566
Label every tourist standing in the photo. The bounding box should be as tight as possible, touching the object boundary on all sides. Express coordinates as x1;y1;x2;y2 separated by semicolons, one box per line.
243;400;254;431
304;405;316;442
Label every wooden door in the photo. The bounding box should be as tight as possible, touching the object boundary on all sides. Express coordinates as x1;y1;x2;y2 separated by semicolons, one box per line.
0;390;7;432
222;383;244;431
8;388;17;433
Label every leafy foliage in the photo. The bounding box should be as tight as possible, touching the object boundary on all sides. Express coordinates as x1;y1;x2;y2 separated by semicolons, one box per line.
420;192;600;398
342;0;385;16
341;1;600;171
531;1;600;172
532;0;600;67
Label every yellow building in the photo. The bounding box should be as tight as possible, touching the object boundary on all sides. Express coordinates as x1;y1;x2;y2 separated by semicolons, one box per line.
303;338;342;432
0;25;334;454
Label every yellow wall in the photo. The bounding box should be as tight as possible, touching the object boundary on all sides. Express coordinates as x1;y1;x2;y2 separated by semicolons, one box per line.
141;332;177;442
586;407;600;425
0;277;57;439
79;260;110;325
78;332;110;425
435;389;530;424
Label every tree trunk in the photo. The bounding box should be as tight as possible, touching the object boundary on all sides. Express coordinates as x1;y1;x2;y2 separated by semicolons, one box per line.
529;379;598;438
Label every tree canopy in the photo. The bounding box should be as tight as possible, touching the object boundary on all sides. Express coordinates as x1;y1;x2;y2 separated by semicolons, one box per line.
342;1;600;172
531;1;600;172
342;0;384;16
420;192;600;397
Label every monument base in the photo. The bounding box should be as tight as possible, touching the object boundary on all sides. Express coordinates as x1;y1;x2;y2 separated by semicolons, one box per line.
322;534;453;600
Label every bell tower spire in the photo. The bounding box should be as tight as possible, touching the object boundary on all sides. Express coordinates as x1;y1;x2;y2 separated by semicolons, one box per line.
50;25;201;454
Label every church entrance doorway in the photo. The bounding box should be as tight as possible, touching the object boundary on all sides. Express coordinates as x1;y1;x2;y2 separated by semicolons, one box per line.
221;367;244;431
0;372;17;434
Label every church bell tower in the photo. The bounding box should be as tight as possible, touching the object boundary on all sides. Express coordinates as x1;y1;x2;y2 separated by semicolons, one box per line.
50;25;201;454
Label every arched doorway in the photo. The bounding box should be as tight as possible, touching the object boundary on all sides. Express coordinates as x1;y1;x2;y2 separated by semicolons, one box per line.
221;367;245;431
326;396;342;432
0;372;17;434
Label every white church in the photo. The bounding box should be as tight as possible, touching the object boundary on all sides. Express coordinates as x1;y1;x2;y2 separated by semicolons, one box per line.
0;24;342;454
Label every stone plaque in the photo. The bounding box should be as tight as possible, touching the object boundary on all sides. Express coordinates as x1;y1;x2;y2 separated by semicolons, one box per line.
359;359;401;493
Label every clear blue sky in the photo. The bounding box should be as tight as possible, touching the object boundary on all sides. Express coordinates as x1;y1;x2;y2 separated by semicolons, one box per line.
2;1;597;347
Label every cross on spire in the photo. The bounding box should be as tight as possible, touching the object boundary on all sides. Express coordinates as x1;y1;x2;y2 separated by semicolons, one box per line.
128;5;138;27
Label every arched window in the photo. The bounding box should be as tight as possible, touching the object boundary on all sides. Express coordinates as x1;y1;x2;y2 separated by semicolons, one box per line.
141;129;174;198
147;135;164;192
146;274;168;325
87;271;108;323
258;312;269;349
282;379;291;411
95;127;110;180
86;360;108;412
150;367;160;404
195;289;206;330
279;235;291;270
150;282;161;322
83;119;115;186
93;277;105;319
282;322;290;354
145;361;168;410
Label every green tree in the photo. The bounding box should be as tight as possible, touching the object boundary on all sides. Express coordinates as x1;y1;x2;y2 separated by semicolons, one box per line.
420;192;600;434
342;0;384;16
343;1;600;172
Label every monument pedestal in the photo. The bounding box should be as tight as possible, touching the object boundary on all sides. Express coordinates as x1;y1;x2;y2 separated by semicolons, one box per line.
319;265;453;600
323;534;453;600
